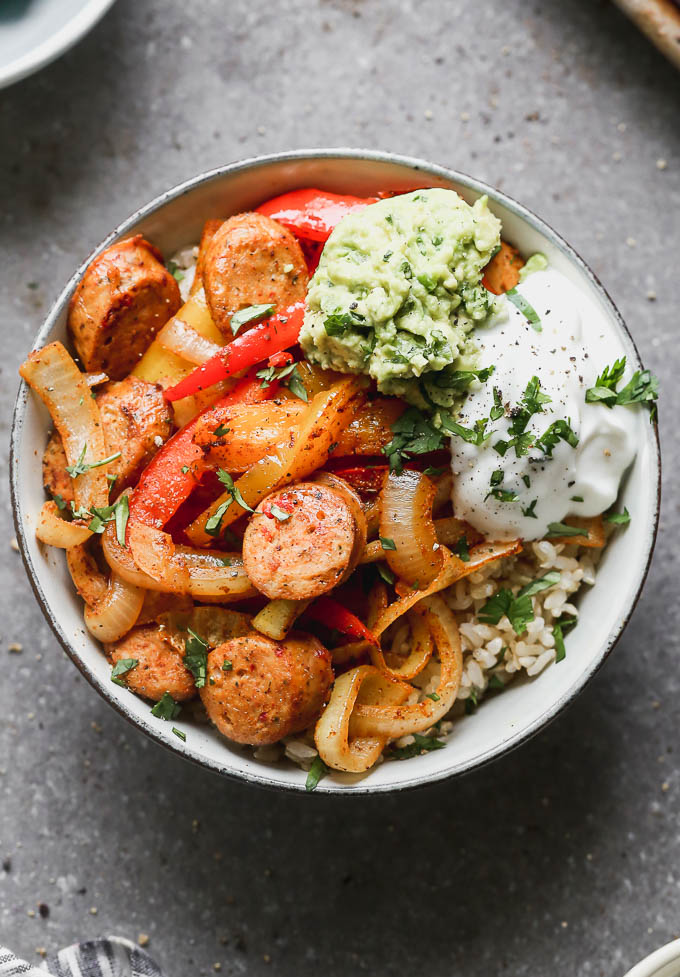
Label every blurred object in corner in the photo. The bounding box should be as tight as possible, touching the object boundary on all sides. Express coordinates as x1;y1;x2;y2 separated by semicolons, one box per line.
0;0;117;91
611;0;680;69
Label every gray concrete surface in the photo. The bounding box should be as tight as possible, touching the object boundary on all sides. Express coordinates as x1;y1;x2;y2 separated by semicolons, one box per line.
1;1;679;974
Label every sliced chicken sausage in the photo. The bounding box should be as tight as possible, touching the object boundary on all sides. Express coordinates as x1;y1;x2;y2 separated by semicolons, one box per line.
68;235;181;379
202;212;308;336
199;631;333;744
42;376;173;503
105;625;196;702
242;483;359;601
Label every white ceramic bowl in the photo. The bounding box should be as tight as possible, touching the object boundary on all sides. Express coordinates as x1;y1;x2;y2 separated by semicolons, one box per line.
10;150;661;794
624;940;680;977
0;0;117;90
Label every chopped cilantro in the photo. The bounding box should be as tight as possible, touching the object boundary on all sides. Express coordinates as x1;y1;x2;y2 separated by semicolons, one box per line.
65;443;121;478
545;521;587;539
490;386;505;421
377;563;396;585
553;615;577;663
570;495;584;502
535;418;579;457
453;535;470;562
384;407;445;473
478;588;534;636
230;303;274;336
423;466;445;476
184;628;209;688
506;288;542;331
517;570;560;599
166;260;185;282
391;732;445;759
604;507;631;525
111;658;138;686
270;503;292;522
379;537;397;551
172;727;186;741
488;673;505;690
222;659;233;671
305;756;329;791
585;356;659;420
521;499;538;519
426;692;440;702
151;692;181;720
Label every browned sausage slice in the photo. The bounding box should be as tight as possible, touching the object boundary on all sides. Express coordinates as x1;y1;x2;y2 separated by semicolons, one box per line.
105;625;196;702
96;376;173;492
42;376;173;502
203;213;308;336
68;235;181;379
242;483;359;600
199;631;333;744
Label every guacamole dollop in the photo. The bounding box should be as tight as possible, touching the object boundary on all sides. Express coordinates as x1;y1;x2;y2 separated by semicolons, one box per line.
299;188;502;405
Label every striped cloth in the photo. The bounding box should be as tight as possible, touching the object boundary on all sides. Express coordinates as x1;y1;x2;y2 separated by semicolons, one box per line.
0;938;162;977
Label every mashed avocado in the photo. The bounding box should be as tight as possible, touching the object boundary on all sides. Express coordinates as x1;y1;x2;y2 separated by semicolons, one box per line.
299;188;501;406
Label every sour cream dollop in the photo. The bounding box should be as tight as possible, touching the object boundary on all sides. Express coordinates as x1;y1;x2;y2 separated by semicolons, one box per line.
450;268;637;540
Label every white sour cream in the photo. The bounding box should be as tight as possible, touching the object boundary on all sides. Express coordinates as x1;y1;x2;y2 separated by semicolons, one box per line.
450;268;638;540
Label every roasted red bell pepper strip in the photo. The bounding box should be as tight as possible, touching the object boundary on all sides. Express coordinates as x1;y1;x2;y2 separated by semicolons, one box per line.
256;188;377;243
164;302;305;403
130;369;277;529
306;596;379;646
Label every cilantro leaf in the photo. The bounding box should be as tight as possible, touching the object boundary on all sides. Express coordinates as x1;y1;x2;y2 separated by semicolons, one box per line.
453;535;470;562
535;419;579;457
213;423;230;437
384;407;445;473
172;726;186;741
506;288;542;331
517;570;561;599
478;588;534;636
391;732;445;760
585;357;659;419
270;503;292;522
184;627;209;688
545;521;587;539
521;499;538;518
151;692;181;720
111;658;138;686
377;563;396;585
66;444;121;478
305;756;329;791
553;614;577;663
604;507;631;525
379;537;397;551
230;303;274;336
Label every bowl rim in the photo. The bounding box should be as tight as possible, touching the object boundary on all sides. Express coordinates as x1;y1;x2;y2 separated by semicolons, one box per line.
0;0;118;91
624;939;680;977
9;147;662;795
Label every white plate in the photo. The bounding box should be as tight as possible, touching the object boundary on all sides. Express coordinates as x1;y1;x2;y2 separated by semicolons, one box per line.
0;0;117;90
10;150;661;794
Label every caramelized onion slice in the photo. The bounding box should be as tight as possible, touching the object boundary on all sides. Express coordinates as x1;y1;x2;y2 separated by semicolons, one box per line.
379;470;441;587
314;665;411;773
84;573;144;643
20;341;110;512
352;595;463;740
157;317;222;365
36;501;92;548
375;607;433;681
103;521;254;600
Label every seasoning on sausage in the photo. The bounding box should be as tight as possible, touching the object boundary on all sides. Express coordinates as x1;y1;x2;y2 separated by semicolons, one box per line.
105;625;196;702
242;483;359;600
199;630;333;744
202;212;308;336
68;235;181;380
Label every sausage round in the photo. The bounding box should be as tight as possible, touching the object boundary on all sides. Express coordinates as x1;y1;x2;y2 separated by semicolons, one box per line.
68;235;181;380
199;631;333;744
202;212;308;336
42;376;173;502
242;483;359;600
105;625;196;702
